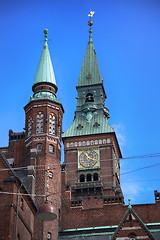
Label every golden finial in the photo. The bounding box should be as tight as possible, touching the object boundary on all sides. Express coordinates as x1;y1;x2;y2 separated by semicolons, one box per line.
87;10;95;30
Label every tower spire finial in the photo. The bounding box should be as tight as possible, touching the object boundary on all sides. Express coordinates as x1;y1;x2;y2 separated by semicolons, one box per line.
128;198;132;209
44;28;48;46
87;10;95;31
87;11;95;42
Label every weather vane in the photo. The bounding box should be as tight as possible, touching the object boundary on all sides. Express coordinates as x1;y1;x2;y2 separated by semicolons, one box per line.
87;10;95;30
88;10;95;19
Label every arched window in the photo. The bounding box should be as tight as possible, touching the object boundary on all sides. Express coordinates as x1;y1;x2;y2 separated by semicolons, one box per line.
85;93;94;102
28;116;32;137
37;143;42;151
80;174;85;182
49;114;56;135
49;144;54;153
93;173;99;181
87;174;92;182
36;112;44;134
47;232;52;239
129;233;136;240
17;234;20;240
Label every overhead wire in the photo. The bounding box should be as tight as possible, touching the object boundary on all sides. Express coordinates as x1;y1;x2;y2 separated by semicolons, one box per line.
0;153;160;172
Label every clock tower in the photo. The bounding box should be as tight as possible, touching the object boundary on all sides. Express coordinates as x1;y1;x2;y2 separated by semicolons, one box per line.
62;20;123;213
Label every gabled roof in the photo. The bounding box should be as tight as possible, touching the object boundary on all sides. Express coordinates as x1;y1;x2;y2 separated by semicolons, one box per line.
77;29;103;87
33;29;56;87
112;201;155;240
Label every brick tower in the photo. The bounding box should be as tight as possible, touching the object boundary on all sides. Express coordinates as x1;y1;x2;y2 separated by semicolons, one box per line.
24;29;64;240
61;19;124;229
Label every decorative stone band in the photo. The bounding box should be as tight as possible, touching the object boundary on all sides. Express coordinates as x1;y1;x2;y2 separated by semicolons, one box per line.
25;103;59;114
66;138;111;149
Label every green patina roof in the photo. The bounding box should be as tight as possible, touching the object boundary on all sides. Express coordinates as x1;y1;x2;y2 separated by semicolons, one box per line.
62;113;114;138
77;29;103;87
63;26;113;138
33;30;56;87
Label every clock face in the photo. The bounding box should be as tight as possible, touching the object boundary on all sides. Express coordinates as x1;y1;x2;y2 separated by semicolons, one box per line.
78;149;99;169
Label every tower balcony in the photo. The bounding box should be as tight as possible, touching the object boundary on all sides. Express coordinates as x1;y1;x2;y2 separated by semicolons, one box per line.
73;180;103;190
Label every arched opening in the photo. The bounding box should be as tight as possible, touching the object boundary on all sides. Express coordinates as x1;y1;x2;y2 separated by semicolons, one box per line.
47;232;52;239
80;174;85;182
87;174;92;182
93;173;99;181
85;93;94;102
128;232;136;240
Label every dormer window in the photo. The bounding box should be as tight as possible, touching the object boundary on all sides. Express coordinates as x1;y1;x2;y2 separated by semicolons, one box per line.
85;93;94;102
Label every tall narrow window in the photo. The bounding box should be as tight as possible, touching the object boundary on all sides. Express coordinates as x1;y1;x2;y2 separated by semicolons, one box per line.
93;173;98;181
49;114;56;135
47;232;52;239
20;197;24;211
36;112;43;134
80;174;85;182
37;143;42;151
87;174;92;182
49;144;54;153
85;93;94;102
28;116;32;137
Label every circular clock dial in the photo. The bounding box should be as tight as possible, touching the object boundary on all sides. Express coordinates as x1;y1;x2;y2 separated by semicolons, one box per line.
79;150;98;168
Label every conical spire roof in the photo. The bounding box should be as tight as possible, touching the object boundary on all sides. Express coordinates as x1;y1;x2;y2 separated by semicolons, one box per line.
77;28;103;87
33;29;56;87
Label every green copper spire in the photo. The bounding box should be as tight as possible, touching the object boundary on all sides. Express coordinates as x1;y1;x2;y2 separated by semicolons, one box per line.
63;17;113;139
77;21;103;87
33;29;56;87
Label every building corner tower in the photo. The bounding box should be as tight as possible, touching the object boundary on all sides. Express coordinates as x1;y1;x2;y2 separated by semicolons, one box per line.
24;29;64;240
61;20;124;230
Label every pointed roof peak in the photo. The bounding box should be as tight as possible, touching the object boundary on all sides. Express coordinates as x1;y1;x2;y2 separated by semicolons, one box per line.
44;28;48;46
77;14;103;87
33;29;56;87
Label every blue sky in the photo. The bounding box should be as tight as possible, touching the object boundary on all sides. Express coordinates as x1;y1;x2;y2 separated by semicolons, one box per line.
0;0;160;205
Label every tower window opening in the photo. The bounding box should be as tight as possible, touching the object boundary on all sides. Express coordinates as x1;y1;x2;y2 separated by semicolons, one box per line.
37;143;42;151
20;197;24;210
80;174;85;182
49;114;56;135
49;144;54;153
47;232;52;239
93;173;98;181
87;173;92;182
85;93;94;102
36;112;44;134
129;233;136;240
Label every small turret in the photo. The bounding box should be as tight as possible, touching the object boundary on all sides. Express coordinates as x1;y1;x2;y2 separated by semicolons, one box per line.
31;29;58;102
